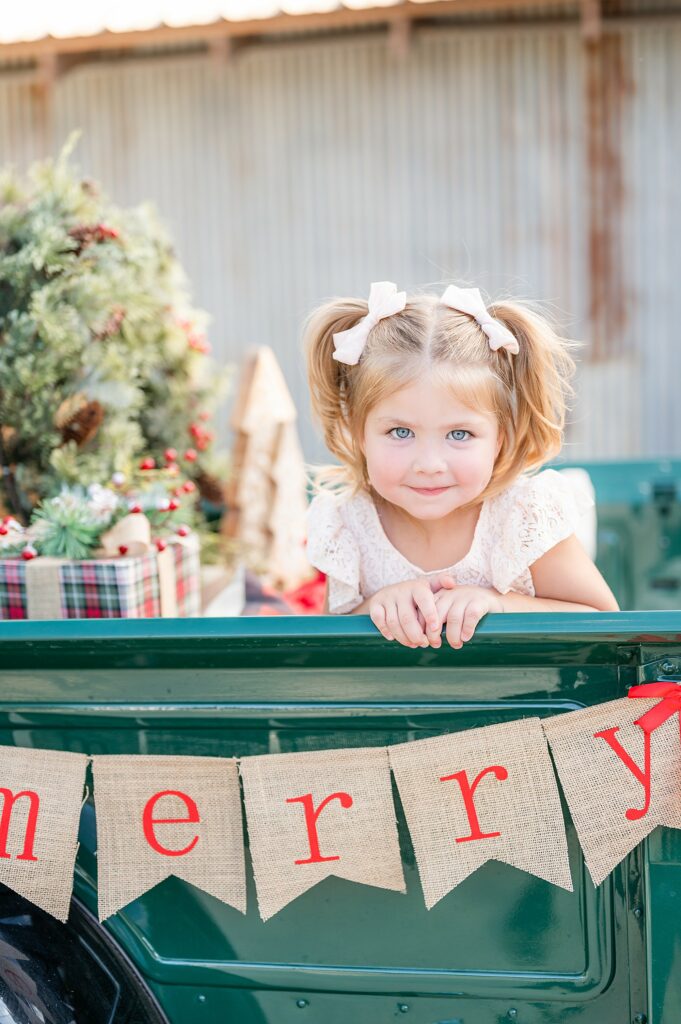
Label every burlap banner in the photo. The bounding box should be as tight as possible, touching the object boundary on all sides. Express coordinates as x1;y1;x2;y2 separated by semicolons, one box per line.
1;685;680;923
389;718;573;908
543;692;681;885
0;746;88;921
92;755;246;921
239;746;405;921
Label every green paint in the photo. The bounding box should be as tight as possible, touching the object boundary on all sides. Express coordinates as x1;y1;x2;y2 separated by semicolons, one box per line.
1;614;680;1022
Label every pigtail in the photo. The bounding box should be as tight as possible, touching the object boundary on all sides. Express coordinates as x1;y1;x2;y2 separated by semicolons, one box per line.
487;301;579;476
303;297;369;491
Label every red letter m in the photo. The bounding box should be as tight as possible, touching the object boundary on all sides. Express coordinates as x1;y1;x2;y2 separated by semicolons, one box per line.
0;788;40;862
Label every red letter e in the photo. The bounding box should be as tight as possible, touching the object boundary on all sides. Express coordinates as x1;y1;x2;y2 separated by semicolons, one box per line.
142;790;200;857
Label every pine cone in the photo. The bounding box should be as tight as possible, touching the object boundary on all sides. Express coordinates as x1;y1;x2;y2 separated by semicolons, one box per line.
196;471;225;506
67;224;94;255
57;398;104;447
94;307;125;341
0;425;16;456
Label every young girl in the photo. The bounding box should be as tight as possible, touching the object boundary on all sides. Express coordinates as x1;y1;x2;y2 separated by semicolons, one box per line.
304;281;619;650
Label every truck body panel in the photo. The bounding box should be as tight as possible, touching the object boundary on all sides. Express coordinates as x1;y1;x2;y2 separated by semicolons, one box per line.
1;613;679;1022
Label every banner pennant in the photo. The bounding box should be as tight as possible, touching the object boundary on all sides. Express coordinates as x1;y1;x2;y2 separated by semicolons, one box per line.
0;746;88;922
239;746;405;921
389;718;572;909
543;695;681;885
92;755;246;920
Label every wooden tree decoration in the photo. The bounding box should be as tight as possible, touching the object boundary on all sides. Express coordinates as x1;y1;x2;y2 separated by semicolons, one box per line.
224;347;311;590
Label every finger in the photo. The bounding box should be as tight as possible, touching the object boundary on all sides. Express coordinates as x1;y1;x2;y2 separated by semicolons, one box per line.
415;608;431;639
434;589;455;620
413;587;441;646
460;601;487;643
370;603;394;642
396;595;429;647
385;602;416;648
429;573;457;593
434;588;453;609
445;601;467;650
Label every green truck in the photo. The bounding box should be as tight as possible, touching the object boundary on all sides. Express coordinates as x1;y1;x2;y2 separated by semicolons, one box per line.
0;459;679;1024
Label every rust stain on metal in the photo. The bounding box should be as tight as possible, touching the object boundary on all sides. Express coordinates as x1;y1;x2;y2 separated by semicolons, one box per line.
585;33;636;362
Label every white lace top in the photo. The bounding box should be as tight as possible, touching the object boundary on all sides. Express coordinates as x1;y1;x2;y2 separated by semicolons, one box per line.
306;469;595;614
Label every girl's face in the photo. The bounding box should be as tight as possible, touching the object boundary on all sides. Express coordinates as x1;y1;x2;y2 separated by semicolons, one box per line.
362;372;502;520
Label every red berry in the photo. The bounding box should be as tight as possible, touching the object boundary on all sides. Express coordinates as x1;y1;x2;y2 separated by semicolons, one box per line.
129;503;142;514
155;538;167;552
188;332;211;354
140;457;156;471
168;499;180;511
0;525;7;536
21;546;37;561
164;447;177;462
183;448;197;462
92;224;119;242
199;411;211;421
189;424;201;438
176;525;190;537
182;481;196;493
118;544;129;555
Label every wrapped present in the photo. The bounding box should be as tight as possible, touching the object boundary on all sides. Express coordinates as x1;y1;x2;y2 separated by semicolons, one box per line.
0;535;200;620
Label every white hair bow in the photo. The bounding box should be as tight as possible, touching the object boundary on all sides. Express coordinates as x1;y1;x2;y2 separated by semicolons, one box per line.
332;281;407;366
440;285;519;355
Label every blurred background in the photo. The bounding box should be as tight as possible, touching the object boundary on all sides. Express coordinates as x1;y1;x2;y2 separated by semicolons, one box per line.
1;0;679;463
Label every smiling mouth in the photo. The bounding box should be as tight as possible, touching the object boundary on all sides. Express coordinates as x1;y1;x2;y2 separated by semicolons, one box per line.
408;486;452;495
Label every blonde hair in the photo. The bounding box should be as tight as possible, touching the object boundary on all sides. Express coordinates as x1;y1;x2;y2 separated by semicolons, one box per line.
304;288;578;507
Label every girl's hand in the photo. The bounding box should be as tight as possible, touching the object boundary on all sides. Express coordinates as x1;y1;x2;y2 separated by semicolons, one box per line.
433;585;504;649
369;575;457;648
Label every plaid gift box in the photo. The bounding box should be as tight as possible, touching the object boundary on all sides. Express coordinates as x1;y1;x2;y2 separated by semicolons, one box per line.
0;536;200;620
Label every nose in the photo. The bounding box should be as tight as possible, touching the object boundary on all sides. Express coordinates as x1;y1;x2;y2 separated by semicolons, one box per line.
412;444;448;475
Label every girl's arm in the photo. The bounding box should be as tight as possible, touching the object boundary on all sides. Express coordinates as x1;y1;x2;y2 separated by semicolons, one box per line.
323;586;373;616
323;584;433;618
431;535;618;650
319;585;372;614
501;534;620;613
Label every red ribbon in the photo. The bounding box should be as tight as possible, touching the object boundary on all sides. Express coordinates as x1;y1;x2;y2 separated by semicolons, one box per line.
628;681;681;734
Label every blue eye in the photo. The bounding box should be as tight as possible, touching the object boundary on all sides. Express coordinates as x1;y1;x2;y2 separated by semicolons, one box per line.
389;427;414;440
447;429;471;441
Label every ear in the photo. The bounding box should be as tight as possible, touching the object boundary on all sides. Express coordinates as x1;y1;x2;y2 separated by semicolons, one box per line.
495;428;504;458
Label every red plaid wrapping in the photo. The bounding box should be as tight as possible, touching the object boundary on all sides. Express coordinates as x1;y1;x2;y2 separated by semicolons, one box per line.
0;539;200;619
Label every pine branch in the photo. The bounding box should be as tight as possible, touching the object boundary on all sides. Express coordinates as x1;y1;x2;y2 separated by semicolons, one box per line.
0;428;29;525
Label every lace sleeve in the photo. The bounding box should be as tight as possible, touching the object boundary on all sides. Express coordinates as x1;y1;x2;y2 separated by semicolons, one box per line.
306;493;363;613
491;469;596;595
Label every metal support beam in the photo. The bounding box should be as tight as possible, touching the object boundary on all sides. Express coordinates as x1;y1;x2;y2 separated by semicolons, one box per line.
389;16;413;58
581;0;602;43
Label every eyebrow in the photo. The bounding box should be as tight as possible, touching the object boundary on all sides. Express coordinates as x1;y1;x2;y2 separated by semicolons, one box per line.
375;415;487;428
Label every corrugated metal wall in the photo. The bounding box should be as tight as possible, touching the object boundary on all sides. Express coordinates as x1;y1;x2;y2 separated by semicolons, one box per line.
0;20;679;461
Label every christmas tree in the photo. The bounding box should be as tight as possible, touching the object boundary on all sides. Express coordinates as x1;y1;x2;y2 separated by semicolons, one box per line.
0;138;228;533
